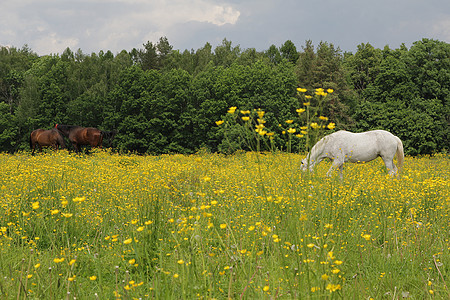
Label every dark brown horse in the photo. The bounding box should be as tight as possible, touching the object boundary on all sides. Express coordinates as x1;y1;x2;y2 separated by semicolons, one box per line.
30;128;66;155
55;124;103;153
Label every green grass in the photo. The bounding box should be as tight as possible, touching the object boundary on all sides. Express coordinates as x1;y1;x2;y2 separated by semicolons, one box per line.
0;150;448;299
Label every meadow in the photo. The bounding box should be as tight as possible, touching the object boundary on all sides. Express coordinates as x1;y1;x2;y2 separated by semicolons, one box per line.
0;150;448;299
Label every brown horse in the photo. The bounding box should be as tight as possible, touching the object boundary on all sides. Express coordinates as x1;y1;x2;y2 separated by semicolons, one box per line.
30;128;66;155
55;124;103;153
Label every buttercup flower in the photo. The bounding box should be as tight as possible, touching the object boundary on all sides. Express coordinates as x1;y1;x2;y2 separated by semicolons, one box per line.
228;106;237;114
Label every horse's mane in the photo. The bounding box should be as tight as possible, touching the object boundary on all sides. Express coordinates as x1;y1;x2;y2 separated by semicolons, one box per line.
309;135;328;160
56;124;80;129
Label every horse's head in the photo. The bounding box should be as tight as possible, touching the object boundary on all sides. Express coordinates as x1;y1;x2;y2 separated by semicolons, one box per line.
300;158;314;172
300;159;308;172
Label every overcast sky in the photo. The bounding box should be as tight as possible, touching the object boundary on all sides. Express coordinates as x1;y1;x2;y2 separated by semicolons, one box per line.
1;0;449;55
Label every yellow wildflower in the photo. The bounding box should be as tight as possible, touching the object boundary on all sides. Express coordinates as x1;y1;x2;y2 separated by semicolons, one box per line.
227;106;237;114
215;120;224;126
326;283;342;292
257;110;265;119
73;196;86;203
362;234;371;241
328;251;335;259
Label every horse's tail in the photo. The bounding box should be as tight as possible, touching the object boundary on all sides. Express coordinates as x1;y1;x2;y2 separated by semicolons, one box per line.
396;137;404;173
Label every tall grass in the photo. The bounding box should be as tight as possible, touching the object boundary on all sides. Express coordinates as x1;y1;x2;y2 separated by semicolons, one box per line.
0;150;448;299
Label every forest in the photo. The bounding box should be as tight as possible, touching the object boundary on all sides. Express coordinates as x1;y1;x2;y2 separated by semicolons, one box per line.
0;37;448;155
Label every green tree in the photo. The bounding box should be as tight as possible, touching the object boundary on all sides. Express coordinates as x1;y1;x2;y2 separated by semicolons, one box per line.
296;41;355;128
265;44;282;65
0;45;36;113
344;43;382;94
157;36;173;69
0;102;19;152
192;60;298;152
280;40;299;64
213;39;241;67
352;43;448;154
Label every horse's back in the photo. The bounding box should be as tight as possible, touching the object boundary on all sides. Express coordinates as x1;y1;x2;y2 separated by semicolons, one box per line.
81;127;103;146
30;128;64;148
324;130;399;162
31;129;44;139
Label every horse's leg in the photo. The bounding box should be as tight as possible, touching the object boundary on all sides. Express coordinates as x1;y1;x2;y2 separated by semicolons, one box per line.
326;165;334;177
382;157;397;176
327;160;344;178
338;164;344;179
72;142;80;153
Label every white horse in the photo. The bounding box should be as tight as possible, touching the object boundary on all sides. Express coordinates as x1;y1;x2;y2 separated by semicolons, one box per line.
301;130;404;177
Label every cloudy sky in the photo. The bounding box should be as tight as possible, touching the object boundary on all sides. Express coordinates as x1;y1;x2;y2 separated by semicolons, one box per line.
1;0;449;55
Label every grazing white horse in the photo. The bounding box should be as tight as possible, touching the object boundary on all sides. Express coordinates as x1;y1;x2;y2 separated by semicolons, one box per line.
301;130;404;177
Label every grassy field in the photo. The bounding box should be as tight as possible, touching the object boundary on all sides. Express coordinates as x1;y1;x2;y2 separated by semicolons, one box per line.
0;150;448;299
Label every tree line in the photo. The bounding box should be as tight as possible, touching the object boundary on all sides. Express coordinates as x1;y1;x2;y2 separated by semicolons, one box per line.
0;37;448;155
